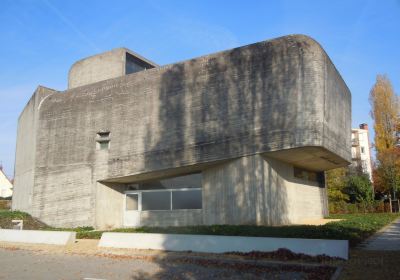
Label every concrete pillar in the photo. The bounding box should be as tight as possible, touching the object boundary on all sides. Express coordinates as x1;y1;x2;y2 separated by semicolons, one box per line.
202;154;328;226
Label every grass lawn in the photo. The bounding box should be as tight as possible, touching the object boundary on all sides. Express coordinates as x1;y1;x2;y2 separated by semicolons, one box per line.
74;213;400;246
1;210;398;247
0;210;47;230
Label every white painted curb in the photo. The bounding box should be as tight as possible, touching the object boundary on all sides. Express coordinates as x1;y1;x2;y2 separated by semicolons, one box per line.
0;229;76;245
99;233;349;259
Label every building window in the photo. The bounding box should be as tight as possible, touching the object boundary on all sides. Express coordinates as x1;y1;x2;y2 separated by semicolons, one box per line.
142;191;171;210
96;131;110;150
126;194;138;210
361;147;365;154
294;167;324;187
125;173;203;211
172;190;202;210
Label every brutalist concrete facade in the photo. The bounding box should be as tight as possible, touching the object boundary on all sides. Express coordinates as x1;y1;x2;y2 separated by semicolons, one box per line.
12;35;351;228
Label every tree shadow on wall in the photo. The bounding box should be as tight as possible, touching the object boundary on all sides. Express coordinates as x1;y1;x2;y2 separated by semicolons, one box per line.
133;37;323;278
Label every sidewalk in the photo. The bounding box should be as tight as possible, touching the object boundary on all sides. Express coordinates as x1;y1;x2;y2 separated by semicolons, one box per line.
359;218;400;250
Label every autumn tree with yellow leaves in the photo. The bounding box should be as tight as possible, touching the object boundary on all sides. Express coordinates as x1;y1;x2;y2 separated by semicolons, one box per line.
369;75;400;198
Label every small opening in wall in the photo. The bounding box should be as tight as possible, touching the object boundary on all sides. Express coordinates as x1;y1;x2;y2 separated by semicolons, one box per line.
97;131;110;138
98;141;110;150
294;167;324;187
96;131;110;150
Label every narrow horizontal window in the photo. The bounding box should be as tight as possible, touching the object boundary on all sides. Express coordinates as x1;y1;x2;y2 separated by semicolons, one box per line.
97;131;110;138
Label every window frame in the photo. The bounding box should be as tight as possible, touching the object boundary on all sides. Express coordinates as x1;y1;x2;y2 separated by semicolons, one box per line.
124;187;202;212
125;193;139;211
96;131;111;150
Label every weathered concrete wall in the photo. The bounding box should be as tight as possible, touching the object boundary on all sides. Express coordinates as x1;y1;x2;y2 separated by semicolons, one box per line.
15;34;351;228
68;48;157;89
12;86;55;213
95;182;125;229
203;154;327;225
69;48;126;89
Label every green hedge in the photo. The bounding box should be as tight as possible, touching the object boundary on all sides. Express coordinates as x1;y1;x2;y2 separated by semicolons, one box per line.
329;201;386;214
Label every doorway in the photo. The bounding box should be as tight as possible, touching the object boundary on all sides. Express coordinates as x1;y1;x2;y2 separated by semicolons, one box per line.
123;192;140;227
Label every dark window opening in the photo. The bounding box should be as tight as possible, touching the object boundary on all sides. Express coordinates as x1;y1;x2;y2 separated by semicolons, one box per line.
96;131;110;150
98;141;109;150
294;167;324;187
97;131;110;138
172;190;202;210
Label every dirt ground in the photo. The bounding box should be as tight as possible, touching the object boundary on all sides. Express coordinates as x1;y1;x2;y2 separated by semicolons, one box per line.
3;240;400;279
339;249;400;280
0;240;339;280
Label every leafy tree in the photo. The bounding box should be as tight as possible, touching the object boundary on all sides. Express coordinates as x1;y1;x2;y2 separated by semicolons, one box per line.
373;149;400;195
369;75;398;151
326;168;349;202
369;75;400;198
343;174;374;203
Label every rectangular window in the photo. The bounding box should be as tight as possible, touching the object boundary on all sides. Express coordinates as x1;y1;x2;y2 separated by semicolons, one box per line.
98;141;110;150
96;131;110;150
126;194;138;210
294;167;309;180
361;147;365;154
142;191;171;210
294;167;324;187
172;190;202;210
97;131;110;138
134;173;202;190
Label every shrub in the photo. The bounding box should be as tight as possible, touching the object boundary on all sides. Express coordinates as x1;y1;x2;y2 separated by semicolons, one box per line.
343;174;374;203
329;200;385;214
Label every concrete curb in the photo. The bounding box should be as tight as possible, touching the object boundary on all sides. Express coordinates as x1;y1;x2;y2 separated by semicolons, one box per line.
99;233;349;259
0;229;76;245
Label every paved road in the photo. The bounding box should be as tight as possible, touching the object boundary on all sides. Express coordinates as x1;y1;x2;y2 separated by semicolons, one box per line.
0;247;324;280
360;218;400;250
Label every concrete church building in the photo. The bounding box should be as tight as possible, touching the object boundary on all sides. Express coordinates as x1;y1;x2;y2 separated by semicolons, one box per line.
12;35;351;229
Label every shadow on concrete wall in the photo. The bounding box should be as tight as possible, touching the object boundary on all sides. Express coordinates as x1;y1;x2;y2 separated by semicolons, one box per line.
93;37;333;280
139;38;318;228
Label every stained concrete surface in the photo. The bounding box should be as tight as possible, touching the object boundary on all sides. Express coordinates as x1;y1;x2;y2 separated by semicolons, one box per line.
359;218;400;251
13;34;351;229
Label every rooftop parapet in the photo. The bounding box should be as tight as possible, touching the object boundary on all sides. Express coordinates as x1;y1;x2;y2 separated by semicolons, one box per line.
68;48;158;89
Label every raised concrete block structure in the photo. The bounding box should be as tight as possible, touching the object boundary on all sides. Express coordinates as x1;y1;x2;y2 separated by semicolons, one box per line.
99;232;349;259
0;229;76;245
12;34;351;229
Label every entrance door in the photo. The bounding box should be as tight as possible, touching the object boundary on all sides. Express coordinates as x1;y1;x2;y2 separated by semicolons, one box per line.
124;192;140;227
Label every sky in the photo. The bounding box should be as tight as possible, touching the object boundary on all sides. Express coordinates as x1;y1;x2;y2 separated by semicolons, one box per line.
0;0;399;178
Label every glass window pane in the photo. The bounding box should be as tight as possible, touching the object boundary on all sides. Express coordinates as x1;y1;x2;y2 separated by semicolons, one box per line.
172;190;202;210
99;141;109;150
142;191;170;210
137;173;202;190
126;194;138;210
